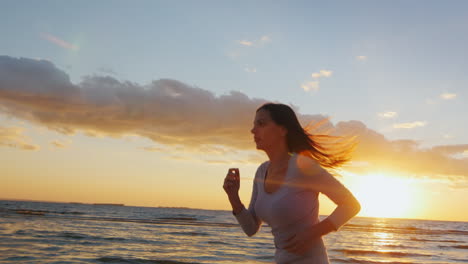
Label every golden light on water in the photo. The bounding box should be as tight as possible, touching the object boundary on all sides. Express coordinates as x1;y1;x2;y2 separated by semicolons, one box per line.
350;173;414;219
372;231;394;248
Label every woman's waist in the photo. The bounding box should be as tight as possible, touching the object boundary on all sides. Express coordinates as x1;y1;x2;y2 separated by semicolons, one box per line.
274;240;328;264
271;217;321;249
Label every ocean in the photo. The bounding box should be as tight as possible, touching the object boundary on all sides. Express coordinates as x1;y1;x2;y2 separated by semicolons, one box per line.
0;200;466;264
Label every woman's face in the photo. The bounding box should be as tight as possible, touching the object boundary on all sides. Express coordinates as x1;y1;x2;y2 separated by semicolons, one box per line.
251;109;287;151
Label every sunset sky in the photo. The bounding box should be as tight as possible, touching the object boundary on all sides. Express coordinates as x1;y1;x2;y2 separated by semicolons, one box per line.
1;1;467;222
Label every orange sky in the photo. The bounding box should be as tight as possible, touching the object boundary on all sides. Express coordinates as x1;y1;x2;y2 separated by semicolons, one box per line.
1;115;467;222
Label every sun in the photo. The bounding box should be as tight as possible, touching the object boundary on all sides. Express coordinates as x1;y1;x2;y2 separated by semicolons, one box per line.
348;173;415;218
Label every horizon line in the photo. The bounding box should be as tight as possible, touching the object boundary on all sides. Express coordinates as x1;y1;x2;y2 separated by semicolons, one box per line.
1;197;466;223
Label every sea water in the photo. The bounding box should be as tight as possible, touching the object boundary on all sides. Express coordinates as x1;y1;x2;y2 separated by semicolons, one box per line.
0;200;466;264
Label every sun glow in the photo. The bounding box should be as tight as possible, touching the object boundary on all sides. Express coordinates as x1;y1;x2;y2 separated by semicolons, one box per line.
349;173;415;218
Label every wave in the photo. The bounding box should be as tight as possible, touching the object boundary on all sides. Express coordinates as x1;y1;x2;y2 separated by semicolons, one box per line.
409;237;463;243
96;257;199;264
330;257;414;264
334;249;430;258
14;210;47;216
157;217;198;221
206;241;230;245
5;256;36;261
343;222;468;236
167;231;210;237
1;207;238;229
255;255;274;260
14;229;30;235
0;208;84;216
439;244;468;250
59;231;88;240
23;230;146;245
450;258;468;263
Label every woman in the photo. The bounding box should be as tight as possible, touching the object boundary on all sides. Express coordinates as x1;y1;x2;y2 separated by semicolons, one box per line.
223;103;361;264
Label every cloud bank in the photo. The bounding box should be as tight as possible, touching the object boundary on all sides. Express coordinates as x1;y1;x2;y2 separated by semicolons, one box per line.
0;56;467;180
0;126;39;150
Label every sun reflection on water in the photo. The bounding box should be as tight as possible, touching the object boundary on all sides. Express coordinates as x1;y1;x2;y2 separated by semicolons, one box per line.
372;231;394;248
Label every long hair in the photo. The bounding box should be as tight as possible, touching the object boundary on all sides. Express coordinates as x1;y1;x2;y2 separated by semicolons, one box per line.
257;103;355;169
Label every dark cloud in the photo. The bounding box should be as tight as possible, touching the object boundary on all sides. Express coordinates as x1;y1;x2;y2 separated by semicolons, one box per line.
0;56;467;181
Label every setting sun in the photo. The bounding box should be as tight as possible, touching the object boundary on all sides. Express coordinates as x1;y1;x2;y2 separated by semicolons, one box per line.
349;173;415;218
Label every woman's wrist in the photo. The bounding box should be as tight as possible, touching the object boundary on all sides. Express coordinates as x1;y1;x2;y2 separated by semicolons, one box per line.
232;205;244;215
315;218;336;237
308;219;336;239
228;194;244;214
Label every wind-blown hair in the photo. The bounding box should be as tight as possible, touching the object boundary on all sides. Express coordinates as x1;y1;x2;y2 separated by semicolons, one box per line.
257;103;355;169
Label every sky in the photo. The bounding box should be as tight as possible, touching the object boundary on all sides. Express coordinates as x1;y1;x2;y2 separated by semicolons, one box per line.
1;0;467;222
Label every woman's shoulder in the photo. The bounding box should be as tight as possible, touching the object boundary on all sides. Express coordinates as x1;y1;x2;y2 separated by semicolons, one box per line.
254;161;269;179
257;160;270;172
295;154;322;171
292;153;324;178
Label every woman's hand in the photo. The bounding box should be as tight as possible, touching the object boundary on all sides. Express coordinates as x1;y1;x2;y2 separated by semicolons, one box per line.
223;168;244;214
223;168;240;196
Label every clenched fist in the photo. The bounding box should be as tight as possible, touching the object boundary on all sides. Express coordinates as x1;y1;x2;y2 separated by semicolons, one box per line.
223;168;240;197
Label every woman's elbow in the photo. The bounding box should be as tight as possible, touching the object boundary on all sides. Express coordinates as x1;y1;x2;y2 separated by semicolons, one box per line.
246;231;257;237
244;229;257;237
350;198;361;216
241;221;260;237
244;227;259;237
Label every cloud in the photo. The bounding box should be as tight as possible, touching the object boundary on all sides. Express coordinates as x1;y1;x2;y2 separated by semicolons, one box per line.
393;121;427;129
301;81;320;92
238;40;254;47
0;56;267;151
431;144;468;156
440;93;457;100
426;92;457;105
311;70;333;79
0;126;40;150
335;121;468;180
237;35;271;47
356;56;367;61
40;33;79;51
319;70;332;78
378;111;397;119
303;70;332;92
1;56;467;182
50;139;71;148
311;73;321;79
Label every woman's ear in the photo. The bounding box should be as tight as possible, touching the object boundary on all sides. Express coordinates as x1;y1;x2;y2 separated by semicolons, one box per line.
281;126;288;137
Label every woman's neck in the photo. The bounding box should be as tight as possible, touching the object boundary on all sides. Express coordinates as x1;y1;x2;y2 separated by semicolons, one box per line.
266;147;291;169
